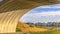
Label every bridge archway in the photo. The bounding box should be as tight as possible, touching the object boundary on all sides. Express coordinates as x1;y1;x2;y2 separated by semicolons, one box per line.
0;0;58;33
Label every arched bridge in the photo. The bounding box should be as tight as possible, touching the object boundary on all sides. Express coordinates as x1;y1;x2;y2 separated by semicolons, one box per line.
0;0;59;33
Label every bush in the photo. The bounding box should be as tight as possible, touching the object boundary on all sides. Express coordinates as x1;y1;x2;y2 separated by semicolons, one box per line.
16;28;22;32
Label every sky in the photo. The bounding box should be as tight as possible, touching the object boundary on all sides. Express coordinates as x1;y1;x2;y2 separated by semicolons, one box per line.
20;4;60;23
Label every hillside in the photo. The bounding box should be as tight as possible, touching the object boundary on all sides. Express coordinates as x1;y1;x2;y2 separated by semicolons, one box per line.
17;22;47;32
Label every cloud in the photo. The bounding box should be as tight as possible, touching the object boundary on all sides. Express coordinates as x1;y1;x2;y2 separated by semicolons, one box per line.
20;11;60;23
28;4;60;14
26;11;60;17
20;4;60;23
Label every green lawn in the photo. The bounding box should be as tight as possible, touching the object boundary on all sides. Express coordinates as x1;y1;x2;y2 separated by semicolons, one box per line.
16;27;60;34
29;30;60;34
16;28;60;34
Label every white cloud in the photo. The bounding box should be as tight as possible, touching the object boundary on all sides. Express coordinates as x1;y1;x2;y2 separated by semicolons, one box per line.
20;4;60;23
25;11;60;17
20;11;60;23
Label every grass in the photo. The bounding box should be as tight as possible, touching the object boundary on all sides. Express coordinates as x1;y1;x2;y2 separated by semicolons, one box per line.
51;30;60;34
16;28;22;32
17;22;60;34
16;28;60;34
29;30;60;34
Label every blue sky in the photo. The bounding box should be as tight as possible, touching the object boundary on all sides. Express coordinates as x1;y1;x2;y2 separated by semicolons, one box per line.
20;4;60;23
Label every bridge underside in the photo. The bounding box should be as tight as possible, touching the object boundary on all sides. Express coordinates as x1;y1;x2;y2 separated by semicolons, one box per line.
0;0;59;33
